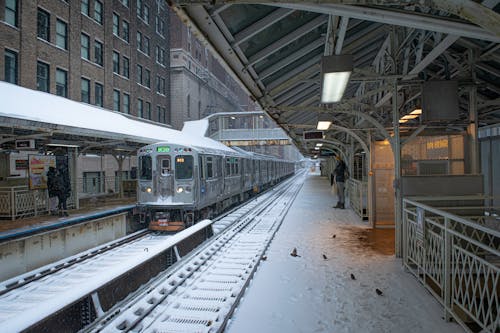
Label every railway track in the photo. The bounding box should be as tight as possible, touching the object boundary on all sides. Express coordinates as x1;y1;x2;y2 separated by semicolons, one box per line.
0;172;305;332
86;172;305;333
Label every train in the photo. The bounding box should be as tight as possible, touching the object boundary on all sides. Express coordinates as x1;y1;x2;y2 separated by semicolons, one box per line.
136;141;296;231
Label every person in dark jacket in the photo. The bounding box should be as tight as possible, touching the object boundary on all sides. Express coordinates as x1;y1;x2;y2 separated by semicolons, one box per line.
56;168;71;216
47;167;59;215
333;155;348;209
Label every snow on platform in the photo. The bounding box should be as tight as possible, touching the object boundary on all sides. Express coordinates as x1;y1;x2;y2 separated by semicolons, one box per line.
226;170;462;333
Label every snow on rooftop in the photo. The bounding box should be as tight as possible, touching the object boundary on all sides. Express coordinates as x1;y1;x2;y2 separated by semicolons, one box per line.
0;82;233;152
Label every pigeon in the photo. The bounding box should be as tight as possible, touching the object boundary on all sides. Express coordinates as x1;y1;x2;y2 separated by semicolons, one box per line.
322;254;327;260
376;288;383;296
350;273;356;280
261;255;267;261
290;248;300;257
332;234;336;238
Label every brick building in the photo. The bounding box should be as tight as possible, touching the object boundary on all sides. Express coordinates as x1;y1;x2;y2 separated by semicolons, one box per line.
0;0;170;124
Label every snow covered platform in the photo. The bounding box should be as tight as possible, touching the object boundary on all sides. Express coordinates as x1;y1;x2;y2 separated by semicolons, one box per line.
226;170;462;333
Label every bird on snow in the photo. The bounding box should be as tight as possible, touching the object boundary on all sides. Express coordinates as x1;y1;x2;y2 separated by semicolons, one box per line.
322;254;328;260
290;248;300;257
350;273;356;280
261;255;267;261
332;234;336;238
376;288;383;296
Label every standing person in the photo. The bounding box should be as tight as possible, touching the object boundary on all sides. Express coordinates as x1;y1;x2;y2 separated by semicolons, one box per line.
47;167;59;215
56;168;71;216
333;155;348;209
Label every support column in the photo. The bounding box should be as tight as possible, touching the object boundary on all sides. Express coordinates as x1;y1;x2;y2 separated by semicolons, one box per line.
468;88;479;174
367;131;374;227
72;147;79;210
392;79;402;257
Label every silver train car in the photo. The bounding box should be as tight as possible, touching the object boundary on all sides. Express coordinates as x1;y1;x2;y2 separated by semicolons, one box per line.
137;142;295;231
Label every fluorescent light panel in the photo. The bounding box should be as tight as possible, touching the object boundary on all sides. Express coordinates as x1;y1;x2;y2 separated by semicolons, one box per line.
317;121;332;130
321;71;351;103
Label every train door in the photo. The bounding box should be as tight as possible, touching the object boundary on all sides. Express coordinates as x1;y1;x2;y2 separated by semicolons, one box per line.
199;155;206;204
157;156;173;198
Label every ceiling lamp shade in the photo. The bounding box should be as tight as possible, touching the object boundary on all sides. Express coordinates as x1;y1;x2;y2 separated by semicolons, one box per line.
317;120;332;130
320;55;353;103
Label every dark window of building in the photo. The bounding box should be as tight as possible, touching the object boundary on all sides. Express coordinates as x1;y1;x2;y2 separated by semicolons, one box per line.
94;40;103;66
122;56;129;78
113;89;120;111
144;69;150;88
56;68;67;97
81;0;89;16
4;49;18;84
5;0;18;27
156;16;165;37
136;0;142;17
95;82;103;107
143;36;150;56
37;8;50;41
81;33;90;59
81;78;90;103
56;19;68;50
143;5;149;24
123;93;130;113
112;13;119;36
121;0;129;8
36;61;49;92
113;51;120;74
157;106;161;122
137;98;143;118
122;20;129;42
137;64;142;84
146;102;151;119
136;31;142;51
94;1;103;24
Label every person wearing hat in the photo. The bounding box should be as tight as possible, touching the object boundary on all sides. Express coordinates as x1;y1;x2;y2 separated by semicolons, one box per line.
47;166;59;215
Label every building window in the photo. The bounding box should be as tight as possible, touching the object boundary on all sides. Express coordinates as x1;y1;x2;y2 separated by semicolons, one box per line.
143;5;149;24
156;76;165;95
112;13;119;36
113;89;120;111
143;36;150;56
56;19;68;50
36;61;50;92
122;20;129;42
81;78;90;103
81;0;89;16
136;0;142;17
156;46;166;66
122;56;129;78
121;0;129;8
137;98;143;118
5;0;18;27
81;33;90;60
56;68;67;97
156;16;165;37
137;64;142;84
94;1;103;24
37;8;50;41
136;31;142;51
95;82;103;107
4;49;18;84
145;102;151;119
144;69;150;88
112;51;120;74
94;40;103;66
123;93;130;113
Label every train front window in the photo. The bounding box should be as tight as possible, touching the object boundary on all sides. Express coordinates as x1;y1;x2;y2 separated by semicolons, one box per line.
175;155;193;179
139;155;152;180
160;158;171;176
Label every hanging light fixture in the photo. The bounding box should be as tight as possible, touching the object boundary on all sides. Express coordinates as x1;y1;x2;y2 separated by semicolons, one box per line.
320;55;353;103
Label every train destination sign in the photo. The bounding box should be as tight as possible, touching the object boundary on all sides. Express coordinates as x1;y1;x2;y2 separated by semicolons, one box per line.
157;146;170;153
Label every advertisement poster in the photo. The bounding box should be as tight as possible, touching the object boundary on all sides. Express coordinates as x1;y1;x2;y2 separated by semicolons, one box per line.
29;155;56;190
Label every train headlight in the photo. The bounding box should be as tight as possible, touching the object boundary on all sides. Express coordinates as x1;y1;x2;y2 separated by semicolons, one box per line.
146;187;152;193
176;186;184;193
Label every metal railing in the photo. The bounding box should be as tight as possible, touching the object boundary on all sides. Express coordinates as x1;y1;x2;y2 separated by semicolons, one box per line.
0;186;76;220
347;179;368;220
403;197;499;332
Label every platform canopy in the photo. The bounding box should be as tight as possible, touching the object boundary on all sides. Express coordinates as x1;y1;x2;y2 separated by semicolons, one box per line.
0;82;234;155
169;0;500;156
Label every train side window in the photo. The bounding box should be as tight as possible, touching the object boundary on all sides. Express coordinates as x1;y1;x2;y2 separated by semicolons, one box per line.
226;158;231;176
175;155;193;179
139;155;152;180
216;157;222;177
234;158;239;175
199;156;205;180
160;158;171;176
206;156;213;178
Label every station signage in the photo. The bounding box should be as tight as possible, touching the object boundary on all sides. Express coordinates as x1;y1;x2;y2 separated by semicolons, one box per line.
303;131;323;140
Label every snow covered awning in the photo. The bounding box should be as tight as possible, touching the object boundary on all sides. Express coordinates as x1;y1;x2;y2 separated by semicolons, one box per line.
0;82;233;153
